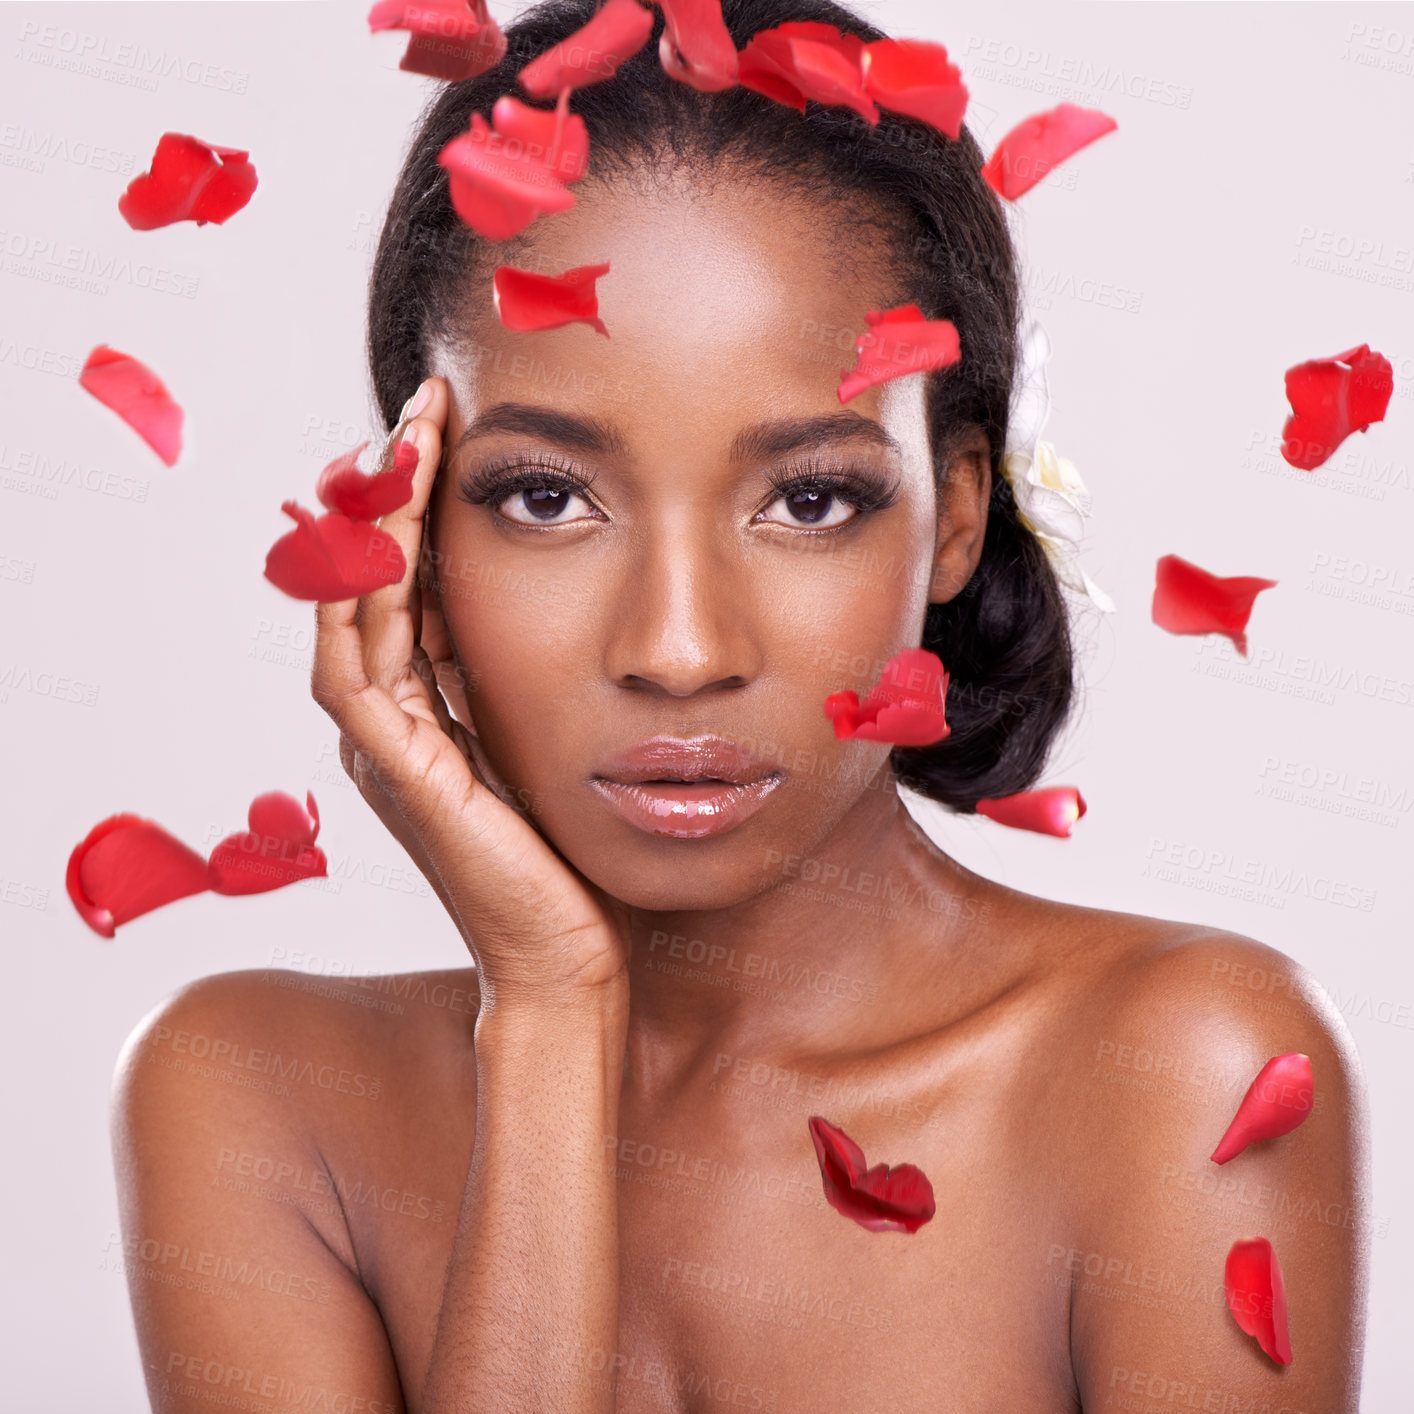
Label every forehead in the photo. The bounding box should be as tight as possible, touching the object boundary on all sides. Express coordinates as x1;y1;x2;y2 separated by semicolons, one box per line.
433;166;920;447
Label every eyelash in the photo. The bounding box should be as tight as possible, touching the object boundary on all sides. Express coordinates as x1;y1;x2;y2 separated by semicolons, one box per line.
455;451;901;531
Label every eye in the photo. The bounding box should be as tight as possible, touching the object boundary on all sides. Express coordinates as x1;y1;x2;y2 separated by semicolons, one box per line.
756;460;901;532
456;452;604;528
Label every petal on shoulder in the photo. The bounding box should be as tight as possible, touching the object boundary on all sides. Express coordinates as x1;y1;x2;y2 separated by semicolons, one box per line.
1061;928;1371;1410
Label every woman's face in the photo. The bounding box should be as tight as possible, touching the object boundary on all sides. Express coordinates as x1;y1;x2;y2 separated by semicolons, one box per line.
427;168;989;911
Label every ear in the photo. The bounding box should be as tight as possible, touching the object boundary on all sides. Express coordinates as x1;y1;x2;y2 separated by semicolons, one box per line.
928;424;992;605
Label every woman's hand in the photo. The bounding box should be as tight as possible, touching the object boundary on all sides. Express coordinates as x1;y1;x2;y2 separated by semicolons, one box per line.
310;376;632;1007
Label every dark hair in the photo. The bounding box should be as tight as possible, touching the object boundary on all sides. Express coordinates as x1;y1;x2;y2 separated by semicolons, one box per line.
366;0;1077;812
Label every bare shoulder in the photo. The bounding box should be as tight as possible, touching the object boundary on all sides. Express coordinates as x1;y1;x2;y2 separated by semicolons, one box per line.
112;964;482;1257
115;963;482;1108
109;963;481;1413
974;892;1372;1406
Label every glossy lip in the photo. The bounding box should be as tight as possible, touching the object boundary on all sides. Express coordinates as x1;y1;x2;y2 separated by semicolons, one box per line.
589;776;782;840
592;734;781;786
590;734;784;840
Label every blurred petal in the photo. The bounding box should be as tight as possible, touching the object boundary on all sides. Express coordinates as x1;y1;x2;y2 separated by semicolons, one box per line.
368;0;507;82
118;132;257;229
862;37;968;139
658;0;738;91
981;102;1116;200
809;1115;936;1233
823;647;950;747
1225;1238;1292;1365
208;791;328;896
838;304;960;403
1280;343;1393;471
263;501;407;601
66;815;210;938
316;438;418;520
1211;1053;1314;1164
439;104;587;239
78;345;184;467
1151;553;1278;659
493;260;610;335
975;786;1086;838
492;93;591;183
518;0;654;98
738;20;876;122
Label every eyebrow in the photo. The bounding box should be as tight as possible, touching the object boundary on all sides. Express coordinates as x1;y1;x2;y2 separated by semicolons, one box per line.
453;402;903;463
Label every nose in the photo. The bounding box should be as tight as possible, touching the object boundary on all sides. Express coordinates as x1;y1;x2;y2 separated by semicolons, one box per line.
605;512;763;697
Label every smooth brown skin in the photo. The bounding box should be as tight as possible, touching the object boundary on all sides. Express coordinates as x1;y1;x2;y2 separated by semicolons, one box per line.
112;170;1369;1411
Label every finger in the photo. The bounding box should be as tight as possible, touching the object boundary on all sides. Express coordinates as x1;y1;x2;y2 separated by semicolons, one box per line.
310;377;445;751
418;585;477;731
356;376;449;693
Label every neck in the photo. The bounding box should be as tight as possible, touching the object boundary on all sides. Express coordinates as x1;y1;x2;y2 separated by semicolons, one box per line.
618;770;989;1093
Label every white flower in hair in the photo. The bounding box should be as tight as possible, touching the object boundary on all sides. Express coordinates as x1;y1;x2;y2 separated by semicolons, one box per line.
999;320;1116;614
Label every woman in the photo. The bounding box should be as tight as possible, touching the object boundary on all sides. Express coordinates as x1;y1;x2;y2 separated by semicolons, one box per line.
112;1;1370;1409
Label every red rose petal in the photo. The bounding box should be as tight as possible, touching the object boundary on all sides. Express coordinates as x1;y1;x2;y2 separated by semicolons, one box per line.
1211;1053;1314;1165
66;814;211;938
208;790;328;896
1225;1237;1292;1365
1151;553;1278;659
118;132;257;230
316;439;419;521
493;260;611;336
263;501;406;601
657;0;738;92
1280;343;1393;471
738;20;876;122
438;99;590;240
78;345;184;467
367;0;507;82
808;1115;936;1234
837;303;960;403
975;786;1087;838
492;94;591;184
823;647;950;747
862;37;969;140
518;0;655;99
980;102;1116;201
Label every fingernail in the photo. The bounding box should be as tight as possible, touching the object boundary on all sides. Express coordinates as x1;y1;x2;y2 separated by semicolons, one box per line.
402;379;432;422
401;420;420;449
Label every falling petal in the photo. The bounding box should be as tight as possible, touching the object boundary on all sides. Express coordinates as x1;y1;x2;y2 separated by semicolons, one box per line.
208;791;328;896
316;439;419;521
518;0;654;99
808;1116;936;1233
1225;1238;1292;1365
823;647;950;747
78;345;184;467
838;304;960;403
1211;1054;1314;1164
861;37;968;140
493;260;611;336
1280;344;1393;471
66;815;210;938
367;0;507;82
438;99;590;240
118;133;257;229
975;786;1086;838
1151;553;1278;659
491;93;591;184
981;102;1116;201
738;20;876;122
657;0;738;91
264;501;406;601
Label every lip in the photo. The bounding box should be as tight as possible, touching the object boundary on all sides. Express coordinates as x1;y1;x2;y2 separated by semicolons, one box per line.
590;734;783;840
